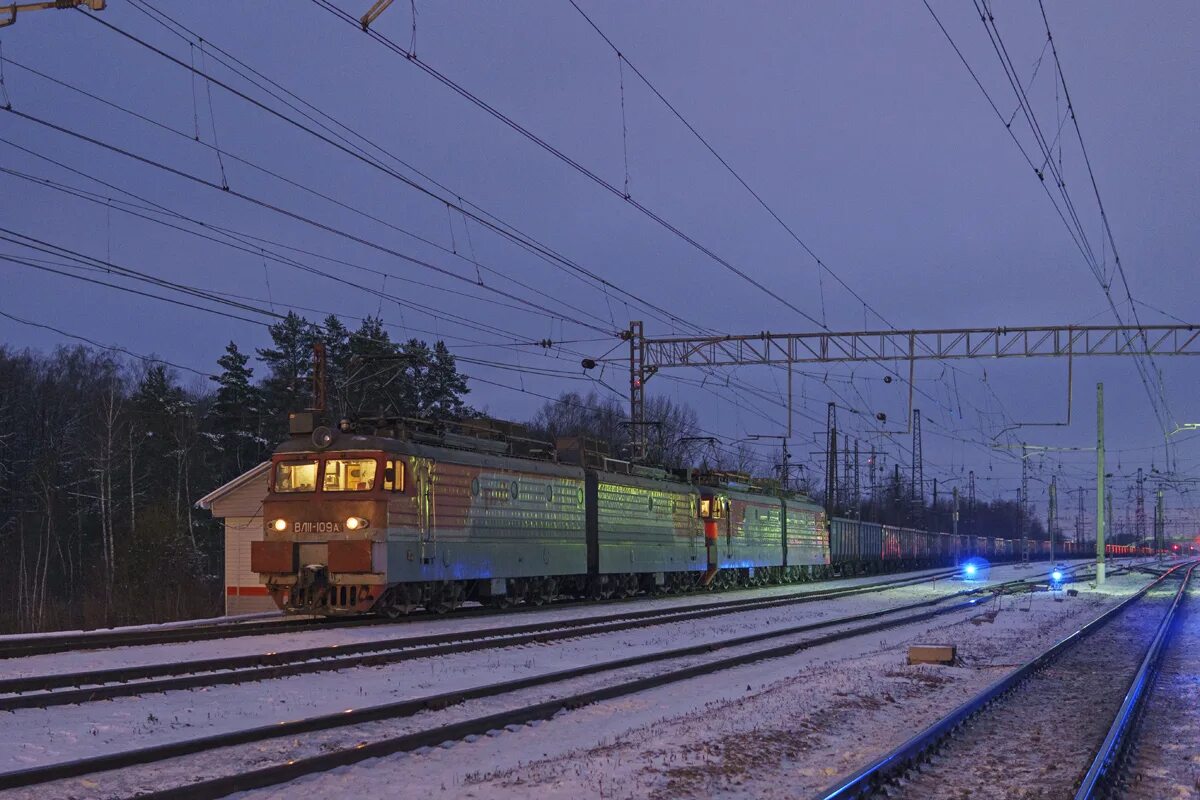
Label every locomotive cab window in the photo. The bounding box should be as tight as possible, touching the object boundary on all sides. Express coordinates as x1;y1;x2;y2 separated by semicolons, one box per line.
274;460;318;493
323;458;378;492
383;460;404;492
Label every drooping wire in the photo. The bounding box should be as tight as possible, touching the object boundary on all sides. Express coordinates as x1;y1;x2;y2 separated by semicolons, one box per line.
188;42;200;140
0;41;12;110
196;39;229;189
617;51;630;198
0;308;216;378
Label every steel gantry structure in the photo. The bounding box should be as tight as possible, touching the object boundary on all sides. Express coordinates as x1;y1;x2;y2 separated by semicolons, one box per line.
615;321;1198;581
624;323;1200;450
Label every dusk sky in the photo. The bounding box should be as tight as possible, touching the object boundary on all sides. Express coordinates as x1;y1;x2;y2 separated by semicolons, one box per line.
2;1;1197;533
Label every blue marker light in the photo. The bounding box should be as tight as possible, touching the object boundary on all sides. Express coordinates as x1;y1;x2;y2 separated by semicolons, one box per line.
964;563;977;578
1051;569;1064;582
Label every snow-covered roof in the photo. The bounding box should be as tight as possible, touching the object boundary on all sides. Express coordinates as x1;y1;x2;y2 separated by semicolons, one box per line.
195;461;271;511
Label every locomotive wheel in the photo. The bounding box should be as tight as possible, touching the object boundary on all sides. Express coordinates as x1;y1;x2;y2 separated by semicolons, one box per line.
381;585;421;618
427;582;464;614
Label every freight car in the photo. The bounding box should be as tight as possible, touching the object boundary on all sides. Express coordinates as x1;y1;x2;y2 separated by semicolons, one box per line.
251;415;1068;616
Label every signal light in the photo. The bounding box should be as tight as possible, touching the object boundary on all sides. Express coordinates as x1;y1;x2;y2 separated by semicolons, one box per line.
963;563;977;578
345;516;369;531
271;518;288;532
1051;569;1064;583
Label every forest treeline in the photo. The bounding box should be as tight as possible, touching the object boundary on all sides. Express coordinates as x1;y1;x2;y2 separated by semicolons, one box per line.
0;312;473;633
1;316;1046;633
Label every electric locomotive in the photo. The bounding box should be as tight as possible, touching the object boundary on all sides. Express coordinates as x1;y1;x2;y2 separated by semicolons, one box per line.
252;413;830;616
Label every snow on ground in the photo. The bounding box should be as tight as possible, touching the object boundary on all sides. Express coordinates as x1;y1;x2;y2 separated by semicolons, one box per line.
0;570;999;770
0;562;1033;680
0;560;1151;798
894;578;1178;799
220;568;1156;800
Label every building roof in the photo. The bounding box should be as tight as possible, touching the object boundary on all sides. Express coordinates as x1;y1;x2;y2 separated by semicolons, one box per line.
196;461;271;511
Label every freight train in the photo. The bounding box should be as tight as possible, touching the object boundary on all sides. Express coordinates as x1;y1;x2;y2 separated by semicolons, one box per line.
252;414;1091;616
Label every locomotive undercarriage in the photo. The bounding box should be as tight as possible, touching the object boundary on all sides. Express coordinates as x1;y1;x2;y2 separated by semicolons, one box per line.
360;562;859;617
278;556;953;617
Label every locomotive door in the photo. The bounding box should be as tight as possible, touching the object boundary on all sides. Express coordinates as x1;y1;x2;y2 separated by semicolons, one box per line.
412;457;435;564
725;498;735;561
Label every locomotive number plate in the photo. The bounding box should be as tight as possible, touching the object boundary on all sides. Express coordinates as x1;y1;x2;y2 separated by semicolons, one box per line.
293;521;343;534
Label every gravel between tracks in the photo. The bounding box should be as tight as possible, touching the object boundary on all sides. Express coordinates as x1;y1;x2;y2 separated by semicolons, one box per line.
1122;583;1200;800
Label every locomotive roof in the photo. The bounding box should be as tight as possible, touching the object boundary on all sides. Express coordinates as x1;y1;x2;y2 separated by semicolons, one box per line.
272;431;820;507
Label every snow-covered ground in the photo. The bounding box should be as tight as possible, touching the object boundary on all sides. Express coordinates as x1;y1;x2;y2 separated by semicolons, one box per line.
893;576;1179;799
0;559;1154;799
0;561;1080;681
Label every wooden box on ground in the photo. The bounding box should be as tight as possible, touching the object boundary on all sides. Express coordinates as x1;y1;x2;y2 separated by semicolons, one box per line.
907;644;957;665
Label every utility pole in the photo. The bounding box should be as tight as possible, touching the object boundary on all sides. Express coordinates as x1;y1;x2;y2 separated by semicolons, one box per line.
825;403;838;519
1135;467;1146;545
1075;488;1085;545
952;486;960;561
1020;443;1030;563
1154;486;1164;560
968;470;976;536
627;321;647;463
868;448;878;522
1096;382;1106;584
911;408;923;527
842;433;852;513
853;439;861;520
1048;476;1057;564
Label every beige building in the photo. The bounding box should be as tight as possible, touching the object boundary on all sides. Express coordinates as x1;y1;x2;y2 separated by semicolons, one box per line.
197;462;276;616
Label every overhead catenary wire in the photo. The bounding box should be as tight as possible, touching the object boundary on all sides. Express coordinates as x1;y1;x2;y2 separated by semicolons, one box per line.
28;1;1166;494
87;2;1014;458
0;308;215;378
94;2;706;339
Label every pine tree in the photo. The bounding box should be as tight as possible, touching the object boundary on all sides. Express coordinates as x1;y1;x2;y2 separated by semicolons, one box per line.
320;315;352;419
257;312;316;440
420;341;471;420
209;342;264;475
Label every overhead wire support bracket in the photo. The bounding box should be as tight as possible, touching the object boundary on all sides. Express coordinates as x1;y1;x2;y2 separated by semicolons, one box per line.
359;0;394;31
0;0;103;28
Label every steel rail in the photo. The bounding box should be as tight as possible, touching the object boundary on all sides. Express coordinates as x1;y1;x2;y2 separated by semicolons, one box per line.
0;614;378;659
1073;563;1197;799
0;568;970;708
0;565;963;659
0;578;1039;795
814;561;1194;800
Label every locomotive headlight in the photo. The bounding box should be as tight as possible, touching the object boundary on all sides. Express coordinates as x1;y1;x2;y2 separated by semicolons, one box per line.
271;518;288;532
345;516;369;531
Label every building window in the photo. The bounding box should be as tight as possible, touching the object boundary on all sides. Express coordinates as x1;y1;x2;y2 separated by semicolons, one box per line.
274;460;318;493
323;459;378;492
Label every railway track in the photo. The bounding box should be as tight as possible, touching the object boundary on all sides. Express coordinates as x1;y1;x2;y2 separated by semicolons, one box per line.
0;566;969;659
816;560;1196;800
0;614;376;660
1078;563;1200;799
0;565;1091;796
0;565;978;709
